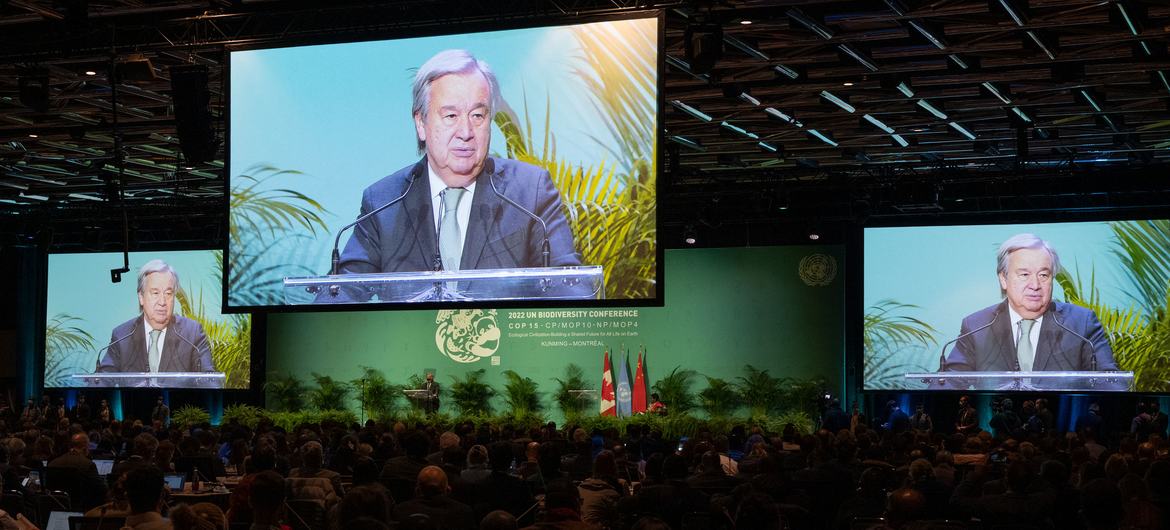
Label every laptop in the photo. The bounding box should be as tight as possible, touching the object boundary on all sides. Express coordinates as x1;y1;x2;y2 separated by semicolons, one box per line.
46;512;83;530
163;473;185;492
92;459;114;477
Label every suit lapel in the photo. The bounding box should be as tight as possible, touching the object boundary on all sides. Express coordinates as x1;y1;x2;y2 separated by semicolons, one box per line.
403;161;438;271
461;166;501;270
990;301;1017;370
1033;304;1065;371
161;323;183;372
131;316;150;372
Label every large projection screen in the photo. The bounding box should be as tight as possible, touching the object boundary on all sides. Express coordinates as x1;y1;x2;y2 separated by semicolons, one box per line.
226;14;660;310
863;219;1169;393
45;250;251;389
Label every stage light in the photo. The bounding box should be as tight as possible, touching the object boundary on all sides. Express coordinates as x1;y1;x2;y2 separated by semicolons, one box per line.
28;134;38;138
758;141;780;154
891;134;910;148
820;91;856;113
84;70;97;76
948;121;977;140
862;114;895;134
838;44;879;72
917;100;948;120
1025;31;1057;60
739;19;753;25
670;100;713;122
896;81;915;98
720;121;758;139
807;129;838;147
787;8;834;40
19;193;49;201
843;82;854;87
68;193;102;201
724;34;769;61
773;64;801;80
947;54;971;70
981;82;1012;104
997;0;1028;26
808;232;821;241
683;226;697;245
908;20;948;50
668;135;706;152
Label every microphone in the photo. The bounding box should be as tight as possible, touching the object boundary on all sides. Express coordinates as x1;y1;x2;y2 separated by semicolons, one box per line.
938;307;1002;371
434;188;445;271
329;168;420;276
1049;303;1097;371
169;325;209;372
95;331;136;371
488;172;551;268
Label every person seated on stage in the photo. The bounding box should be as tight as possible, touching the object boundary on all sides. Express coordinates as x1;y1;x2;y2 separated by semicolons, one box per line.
97;260;214;375
648;393;667;416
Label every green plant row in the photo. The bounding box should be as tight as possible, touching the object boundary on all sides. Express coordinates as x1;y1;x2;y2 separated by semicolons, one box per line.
218;403;815;440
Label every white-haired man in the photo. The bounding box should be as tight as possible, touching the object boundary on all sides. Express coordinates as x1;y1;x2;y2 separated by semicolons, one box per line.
939;233;1119;387
335;49;580;283
97;259;214;373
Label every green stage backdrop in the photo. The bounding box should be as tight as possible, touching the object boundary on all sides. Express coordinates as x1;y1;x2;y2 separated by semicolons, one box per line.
266;246;844;416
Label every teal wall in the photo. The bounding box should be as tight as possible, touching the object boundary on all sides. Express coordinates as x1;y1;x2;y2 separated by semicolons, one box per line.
266;246;845;416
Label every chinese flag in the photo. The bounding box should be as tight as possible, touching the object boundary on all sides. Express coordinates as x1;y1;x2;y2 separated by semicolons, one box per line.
600;350;616;416
632;350;647;413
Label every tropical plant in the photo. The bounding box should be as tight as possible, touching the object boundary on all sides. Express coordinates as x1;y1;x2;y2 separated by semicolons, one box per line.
175;287;251;389
171;405;211;429
264;372;306;412
736;365;782;418
779;376;829;419
1055;220;1170;391
44;313;95;386
863;299;938;389
222;404;265;429
553;364;593;417
651;366;696;415
307;373;351;411
494;19;657;299
698;377;739;418
351;366;402;420
227;165;330;306
501;370;541;415
449;369;496;415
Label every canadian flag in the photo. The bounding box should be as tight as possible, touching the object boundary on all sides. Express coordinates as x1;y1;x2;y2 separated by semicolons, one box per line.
632;349;647;414
600;349;616;416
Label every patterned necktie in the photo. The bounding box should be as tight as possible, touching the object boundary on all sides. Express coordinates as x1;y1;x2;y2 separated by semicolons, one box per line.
1017;319;1036;371
439;187;467;271
148;329;162;373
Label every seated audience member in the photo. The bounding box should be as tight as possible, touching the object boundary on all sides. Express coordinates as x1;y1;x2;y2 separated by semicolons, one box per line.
249;471;286;530
381;431;430;486
1081;478;1124;530
686;451;741;492
735;493;782;530
577;450;627;528
227;444;277;525
351;456;382;487
47;432;109;510
289;440;345;496
392;466;475;530
632;455;708;529
124;466;171;530
479;510;518;530
460;445;491;483
170;503;227;530
333;484;393;530
525;479;590;530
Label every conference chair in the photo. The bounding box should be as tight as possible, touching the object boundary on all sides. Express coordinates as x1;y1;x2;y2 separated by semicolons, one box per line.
33;491;71;528
42;468;83;511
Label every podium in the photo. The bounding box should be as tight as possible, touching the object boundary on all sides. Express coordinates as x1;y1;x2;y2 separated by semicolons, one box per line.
284;266;604;304
905;371;1134;391
70;372;226;389
404;389;437;413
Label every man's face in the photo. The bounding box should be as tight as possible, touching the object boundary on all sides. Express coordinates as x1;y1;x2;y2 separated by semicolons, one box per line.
426;374;434;383
415;71;492;187
998;247;1054;319
138;271;176;330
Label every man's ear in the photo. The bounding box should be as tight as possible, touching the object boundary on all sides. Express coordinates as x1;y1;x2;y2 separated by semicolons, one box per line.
414;113;427;144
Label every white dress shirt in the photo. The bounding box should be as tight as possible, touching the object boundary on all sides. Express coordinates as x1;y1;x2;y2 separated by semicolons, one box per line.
427;166;476;253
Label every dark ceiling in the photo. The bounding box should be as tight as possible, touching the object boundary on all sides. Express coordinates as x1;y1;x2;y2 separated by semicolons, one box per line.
1;0;1168;250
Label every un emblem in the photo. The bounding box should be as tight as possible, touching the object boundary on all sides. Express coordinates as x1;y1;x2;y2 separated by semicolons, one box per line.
435;309;501;363
798;254;837;287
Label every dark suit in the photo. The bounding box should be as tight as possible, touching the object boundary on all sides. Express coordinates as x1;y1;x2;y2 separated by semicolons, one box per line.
337;157;580;277
938;300;1122;390
96;315;214;373
46;452;108;510
422;381;440;414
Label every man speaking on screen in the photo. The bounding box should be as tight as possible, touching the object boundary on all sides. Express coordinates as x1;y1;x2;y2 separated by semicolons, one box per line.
938;233;1120;385
97;260;215;374
333;49;580;279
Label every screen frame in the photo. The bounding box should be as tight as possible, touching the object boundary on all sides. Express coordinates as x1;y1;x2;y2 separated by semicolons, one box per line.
855;205;1170;394
221;10;665;314
42;246;258;390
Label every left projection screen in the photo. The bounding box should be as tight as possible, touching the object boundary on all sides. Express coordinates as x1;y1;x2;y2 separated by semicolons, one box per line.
45;250;251;389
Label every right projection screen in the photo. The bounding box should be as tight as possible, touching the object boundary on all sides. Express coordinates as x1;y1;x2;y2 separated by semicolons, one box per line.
863;219;1169;392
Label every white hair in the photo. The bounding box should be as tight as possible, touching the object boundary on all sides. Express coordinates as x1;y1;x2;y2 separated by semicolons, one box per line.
137;259;178;294
411;49;500;153
996;233;1061;296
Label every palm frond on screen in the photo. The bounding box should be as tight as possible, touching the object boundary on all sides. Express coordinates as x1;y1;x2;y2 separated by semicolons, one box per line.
44;313;96;386
493;19;657;299
228;165;330;305
862;300;936;389
1057;247;1170;392
176;287;251;389
1111;220;1170;317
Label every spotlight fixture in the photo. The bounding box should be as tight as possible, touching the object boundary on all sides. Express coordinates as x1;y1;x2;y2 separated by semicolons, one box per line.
84;70;97;76
808;232;821;241
739;19;753;25
683;226;697;245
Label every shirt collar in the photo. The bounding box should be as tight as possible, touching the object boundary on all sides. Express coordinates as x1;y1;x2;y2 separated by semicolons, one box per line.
427;164;477;199
1006;304;1043;329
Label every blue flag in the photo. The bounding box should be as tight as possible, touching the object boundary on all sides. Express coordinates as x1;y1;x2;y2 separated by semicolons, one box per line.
616;352;633;417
